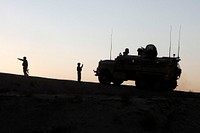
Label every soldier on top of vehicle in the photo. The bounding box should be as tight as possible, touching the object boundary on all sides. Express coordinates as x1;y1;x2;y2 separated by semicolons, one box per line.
123;48;129;56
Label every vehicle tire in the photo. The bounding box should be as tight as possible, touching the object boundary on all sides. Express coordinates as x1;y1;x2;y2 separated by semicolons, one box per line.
113;79;123;85
98;71;112;84
135;78;148;89
165;80;177;91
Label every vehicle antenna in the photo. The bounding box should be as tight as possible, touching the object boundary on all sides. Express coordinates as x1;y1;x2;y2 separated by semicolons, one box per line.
177;26;181;58
169;25;172;57
110;29;113;60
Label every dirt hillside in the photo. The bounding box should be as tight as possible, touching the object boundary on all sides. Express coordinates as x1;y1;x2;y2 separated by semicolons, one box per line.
0;73;200;133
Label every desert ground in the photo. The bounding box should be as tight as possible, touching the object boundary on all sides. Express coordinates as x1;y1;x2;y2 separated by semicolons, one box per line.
0;73;200;133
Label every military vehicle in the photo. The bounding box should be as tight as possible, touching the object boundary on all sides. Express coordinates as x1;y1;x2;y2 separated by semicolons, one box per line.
94;44;181;90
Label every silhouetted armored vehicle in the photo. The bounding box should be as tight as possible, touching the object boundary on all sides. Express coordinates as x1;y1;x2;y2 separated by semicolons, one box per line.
94;44;181;90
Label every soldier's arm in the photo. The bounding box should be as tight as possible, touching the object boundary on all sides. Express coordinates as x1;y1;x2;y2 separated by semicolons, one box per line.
17;58;23;61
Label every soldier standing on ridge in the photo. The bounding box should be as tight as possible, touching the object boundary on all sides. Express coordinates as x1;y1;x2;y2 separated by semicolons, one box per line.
77;62;83;82
18;56;29;76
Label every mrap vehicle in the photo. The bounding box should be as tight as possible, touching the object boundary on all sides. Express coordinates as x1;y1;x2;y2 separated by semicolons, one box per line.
94;44;181;91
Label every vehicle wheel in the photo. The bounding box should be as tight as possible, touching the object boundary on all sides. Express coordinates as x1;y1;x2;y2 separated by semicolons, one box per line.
165;80;177;91
98;71;112;84
113;79;123;85
135;78;148;89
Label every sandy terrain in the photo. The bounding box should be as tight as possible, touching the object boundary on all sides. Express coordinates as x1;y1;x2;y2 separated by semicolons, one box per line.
0;73;200;133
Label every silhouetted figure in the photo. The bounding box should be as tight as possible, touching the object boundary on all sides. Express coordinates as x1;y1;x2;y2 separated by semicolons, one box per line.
123;48;129;56
137;47;145;56
77;63;83;82
18;57;29;76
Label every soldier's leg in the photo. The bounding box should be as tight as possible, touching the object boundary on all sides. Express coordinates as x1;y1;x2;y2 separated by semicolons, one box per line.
78;73;81;82
23;68;28;76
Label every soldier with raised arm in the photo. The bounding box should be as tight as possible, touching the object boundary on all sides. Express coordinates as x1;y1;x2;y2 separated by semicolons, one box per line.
17;56;29;76
77;62;83;82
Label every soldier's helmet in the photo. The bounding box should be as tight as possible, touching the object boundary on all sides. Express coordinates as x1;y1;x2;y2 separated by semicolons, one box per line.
123;48;129;55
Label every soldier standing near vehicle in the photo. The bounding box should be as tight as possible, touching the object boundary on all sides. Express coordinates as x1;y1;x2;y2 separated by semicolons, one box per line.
77;62;83;82
17;56;29;76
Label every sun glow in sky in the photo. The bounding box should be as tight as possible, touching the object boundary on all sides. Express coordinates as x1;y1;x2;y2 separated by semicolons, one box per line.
0;0;200;92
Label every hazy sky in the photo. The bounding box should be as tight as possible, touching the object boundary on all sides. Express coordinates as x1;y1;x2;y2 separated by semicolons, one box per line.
0;0;200;92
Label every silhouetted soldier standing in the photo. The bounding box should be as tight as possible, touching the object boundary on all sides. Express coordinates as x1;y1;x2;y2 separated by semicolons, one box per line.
77;62;83;82
18;56;29;76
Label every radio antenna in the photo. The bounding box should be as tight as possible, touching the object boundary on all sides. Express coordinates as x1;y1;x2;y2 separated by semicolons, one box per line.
109;29;113;60
169;26;172;57
177;26;181;58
